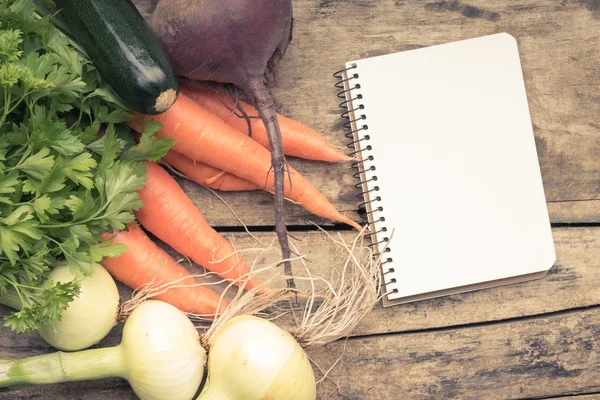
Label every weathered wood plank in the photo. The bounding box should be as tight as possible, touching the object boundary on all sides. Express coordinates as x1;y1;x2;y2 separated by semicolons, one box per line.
0;381;136;400
134;0;600;227
308;307;600;399
0;227;598;398
2;307;599;399
548;200;600;224
126;226;600;336
0;227;597;341
357;226;600;335
213;227;600;337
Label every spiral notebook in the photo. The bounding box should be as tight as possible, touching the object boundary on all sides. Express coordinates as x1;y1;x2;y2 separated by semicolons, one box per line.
335;33;557;306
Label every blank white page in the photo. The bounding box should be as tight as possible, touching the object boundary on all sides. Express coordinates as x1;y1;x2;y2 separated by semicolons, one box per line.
345;33;556;301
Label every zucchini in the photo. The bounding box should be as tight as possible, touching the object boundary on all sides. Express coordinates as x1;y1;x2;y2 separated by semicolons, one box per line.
54;0;178;115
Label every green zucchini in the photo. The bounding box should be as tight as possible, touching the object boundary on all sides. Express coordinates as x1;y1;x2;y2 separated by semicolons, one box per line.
54;0;178;115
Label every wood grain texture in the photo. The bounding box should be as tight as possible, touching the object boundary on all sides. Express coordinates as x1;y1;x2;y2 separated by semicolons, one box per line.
358;226;600;335
2;1;599;399
133;0;600;227
132;226;600;336
2;306;600;399
0;228;599;399
147;227;600;336
308;307;600;399
0;226;596;337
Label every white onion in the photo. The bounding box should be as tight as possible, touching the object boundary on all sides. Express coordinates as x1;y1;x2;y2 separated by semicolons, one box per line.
38;263;120;351
198;315;316;400
122;300;206;400
0;263;120;351
0;300;206;400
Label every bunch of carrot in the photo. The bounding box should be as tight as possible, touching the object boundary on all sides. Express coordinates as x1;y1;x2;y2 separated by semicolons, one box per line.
101;85;359;317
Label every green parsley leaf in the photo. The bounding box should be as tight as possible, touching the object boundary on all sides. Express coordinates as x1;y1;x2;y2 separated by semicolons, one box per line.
129;120;174;162
3;280;80;334
0;170;19;194
62;152;96;189
89;240;125;263
17;148;54;180
0;0;173;333
0;29;23;62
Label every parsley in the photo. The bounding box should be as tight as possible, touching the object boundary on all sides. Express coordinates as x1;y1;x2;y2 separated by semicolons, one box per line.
0;0;173;333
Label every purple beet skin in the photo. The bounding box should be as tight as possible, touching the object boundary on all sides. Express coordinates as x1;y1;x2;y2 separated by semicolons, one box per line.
151;0;296;287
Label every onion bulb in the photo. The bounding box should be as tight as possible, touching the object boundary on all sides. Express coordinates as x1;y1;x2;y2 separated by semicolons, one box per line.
0;300;206;400
0;263;120;351
39;263;120;351
198;315;316;400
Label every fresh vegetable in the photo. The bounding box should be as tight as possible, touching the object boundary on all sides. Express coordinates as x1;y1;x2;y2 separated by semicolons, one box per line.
54;0;179;115
131;95;361;231
0;263;119;351
0;1;172;333
194;228;384;399
180;84;350;163
0;300;206;400
198;315;316;400
150;0;297;285
135;162;263;290
3;263;119;351
38;264;119;351
101;223;228;316
163;150;258;192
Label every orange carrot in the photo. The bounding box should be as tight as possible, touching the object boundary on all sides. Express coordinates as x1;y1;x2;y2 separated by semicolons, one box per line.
180;85;351;163
135;162;263;289
101;223;228;316
130;94;362;231
163;150;259;192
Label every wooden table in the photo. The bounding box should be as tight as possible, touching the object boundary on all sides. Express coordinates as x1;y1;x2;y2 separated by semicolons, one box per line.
1;1;599;398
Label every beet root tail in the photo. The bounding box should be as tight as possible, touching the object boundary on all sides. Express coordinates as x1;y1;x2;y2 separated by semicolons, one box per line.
246;78;295;290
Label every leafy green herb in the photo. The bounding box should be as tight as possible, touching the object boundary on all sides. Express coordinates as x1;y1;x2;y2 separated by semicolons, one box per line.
0;0;173;333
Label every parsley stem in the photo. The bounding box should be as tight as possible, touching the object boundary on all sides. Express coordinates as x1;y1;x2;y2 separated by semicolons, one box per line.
7;279;47;292
70;94;90;131
41;220;93;229
0;91;11;127
4;90;29;116
6;146;27;160
43;235;68;251
41;201;114;229
5;144;32;169
13;200;33;206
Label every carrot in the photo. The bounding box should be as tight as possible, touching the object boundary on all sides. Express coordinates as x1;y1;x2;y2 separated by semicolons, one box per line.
130;94;362;231
163;150;259;191
101;223;228;316
135;162;263;289
180;84;351;163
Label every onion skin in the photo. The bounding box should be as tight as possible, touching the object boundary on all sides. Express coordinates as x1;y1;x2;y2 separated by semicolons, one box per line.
0;301;206;400
198;316;316;400
122;301;206;400
37;264;120;351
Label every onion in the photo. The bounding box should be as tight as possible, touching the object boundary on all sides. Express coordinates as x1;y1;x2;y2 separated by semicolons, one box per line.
198;315;316;400
0;263;120;351
39;264;120;351
0;300;206;400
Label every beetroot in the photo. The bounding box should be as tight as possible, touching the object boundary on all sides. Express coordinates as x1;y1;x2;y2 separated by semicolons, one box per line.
151;0;296;286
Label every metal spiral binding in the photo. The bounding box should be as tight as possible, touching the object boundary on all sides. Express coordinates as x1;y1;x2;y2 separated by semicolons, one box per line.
334;64;395;296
